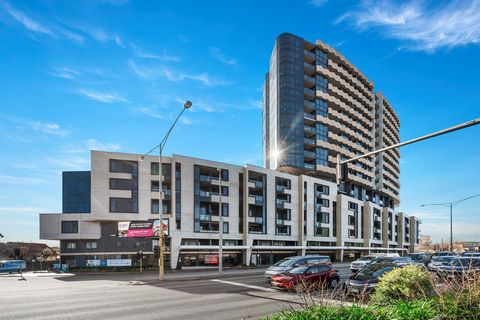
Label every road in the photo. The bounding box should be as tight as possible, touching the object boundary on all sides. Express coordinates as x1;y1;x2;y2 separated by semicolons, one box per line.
0;264;351;320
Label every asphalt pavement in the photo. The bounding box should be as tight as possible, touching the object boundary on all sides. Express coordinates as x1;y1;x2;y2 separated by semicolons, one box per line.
0;263;352;320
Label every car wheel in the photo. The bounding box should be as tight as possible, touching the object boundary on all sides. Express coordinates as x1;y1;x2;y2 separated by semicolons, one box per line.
330;278;339;288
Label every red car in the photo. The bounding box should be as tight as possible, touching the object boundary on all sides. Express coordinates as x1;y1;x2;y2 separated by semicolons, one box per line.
271;264;340;291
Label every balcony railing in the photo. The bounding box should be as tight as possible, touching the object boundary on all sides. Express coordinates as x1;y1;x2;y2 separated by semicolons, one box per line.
199;214;212;221
304;137;315;146
304;49;315;60
304;87;315;97
304;163;315;170
304;100;315;110
304;125;316;134
249;179;263;189
304;112;315;120
276;218;285;226
304;150;316;158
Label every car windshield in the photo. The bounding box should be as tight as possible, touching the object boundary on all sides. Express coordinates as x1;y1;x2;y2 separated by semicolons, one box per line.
287;266;309;275
355;264;394;280
409;254;423;261
273;258;294;267
358;256;373;261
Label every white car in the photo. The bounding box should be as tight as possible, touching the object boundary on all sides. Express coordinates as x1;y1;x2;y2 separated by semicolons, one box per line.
350;253;399;273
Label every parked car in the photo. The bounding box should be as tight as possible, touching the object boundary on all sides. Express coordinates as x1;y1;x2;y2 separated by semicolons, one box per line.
435;257;480;277
271;264;339;291
434;251;455;257
350;253;399;273
369;256;414;267
409;253;432;267
427;255;456;271
264;255;331;280
344;262;397;296
0;260;26;273
462;252;480;257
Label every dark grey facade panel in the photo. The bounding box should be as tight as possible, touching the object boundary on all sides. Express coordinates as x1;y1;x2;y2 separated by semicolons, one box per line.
62;171;91;214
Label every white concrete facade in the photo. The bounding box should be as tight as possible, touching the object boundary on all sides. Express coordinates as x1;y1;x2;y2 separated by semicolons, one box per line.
40;151;420;268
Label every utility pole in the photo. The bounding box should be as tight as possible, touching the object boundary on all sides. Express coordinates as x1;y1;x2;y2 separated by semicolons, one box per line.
217;168;223;275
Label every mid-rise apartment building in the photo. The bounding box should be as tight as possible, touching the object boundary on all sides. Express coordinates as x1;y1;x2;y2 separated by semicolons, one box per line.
39;151;419;269
39;33;419;269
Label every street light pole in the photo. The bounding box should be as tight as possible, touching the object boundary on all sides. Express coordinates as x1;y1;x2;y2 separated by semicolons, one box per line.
139;100;192;280
421;194;480;252
217;168;223;275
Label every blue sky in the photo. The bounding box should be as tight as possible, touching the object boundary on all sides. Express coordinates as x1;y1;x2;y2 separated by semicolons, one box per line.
0;0;479;245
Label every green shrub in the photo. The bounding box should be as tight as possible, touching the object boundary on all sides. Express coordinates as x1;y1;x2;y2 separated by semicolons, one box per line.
265;305;379;320
371;265;433;305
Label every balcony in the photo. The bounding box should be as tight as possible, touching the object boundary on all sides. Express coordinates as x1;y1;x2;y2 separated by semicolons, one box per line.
304;150;316;159
304;137;315;146
304;162;315;170
304;62;315;75
276;218;285;226
254;217;263;224
304;112;315;121
276;198;288;209
304;74;315;87
304;87;315;98
249;194;263;205
276;185;286;193
304;125;316;135
304;100;315;111
304;49;315;62
199;214;212;221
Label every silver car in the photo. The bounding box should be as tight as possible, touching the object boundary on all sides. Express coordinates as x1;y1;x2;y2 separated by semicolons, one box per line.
264;255;331;280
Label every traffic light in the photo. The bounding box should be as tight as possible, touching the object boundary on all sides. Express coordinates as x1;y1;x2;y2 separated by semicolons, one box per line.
14;248;20;259
136;251;144;260
153;246;160;258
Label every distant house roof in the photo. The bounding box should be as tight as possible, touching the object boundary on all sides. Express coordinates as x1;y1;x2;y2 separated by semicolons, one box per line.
0;242;58;261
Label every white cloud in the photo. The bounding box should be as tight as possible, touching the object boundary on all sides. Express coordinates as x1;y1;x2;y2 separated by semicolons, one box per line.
50;66;80;79
209;47;237;65
131;44;181;62
128;60;232;86
309;0;328;7
46;155;90;170
337;0;480;52
77;25;124;47
78;88;130;104
0;206;49;214
0;175;47;185
85;138;120;152
1;1;53;36
180;117;193;125
30;121;70;136
136;106;164;119
248;99;262;109
0;1;84;43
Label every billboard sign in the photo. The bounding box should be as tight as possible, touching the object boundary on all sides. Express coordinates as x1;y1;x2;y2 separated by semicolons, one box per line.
86;259;131;267
204;254;219;265
118;219;169;238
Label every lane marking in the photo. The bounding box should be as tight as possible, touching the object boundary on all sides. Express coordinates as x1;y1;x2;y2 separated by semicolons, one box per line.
210;279;276;292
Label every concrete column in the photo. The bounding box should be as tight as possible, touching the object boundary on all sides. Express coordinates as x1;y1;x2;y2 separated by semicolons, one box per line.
243;238;254;266
169;234;182;269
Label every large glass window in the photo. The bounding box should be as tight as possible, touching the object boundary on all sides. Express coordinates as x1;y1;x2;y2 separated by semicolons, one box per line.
223;222;229;234
316;75;328;93
315;99;328;117
109;178;134;190
109;159;137;174
316;49;328;68
222;203;229;217
221;186;229;196
316;123;328;141
86;241;97;249
220;169;229;182
61;221;78;233
110;197;138;213
316;147;328;166
151;199;159;214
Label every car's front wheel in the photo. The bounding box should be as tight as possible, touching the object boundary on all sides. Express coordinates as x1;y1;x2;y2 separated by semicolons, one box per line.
329;277;339;288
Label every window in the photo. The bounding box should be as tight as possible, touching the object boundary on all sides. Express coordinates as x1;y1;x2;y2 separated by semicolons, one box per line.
223;222;229;234
220;169;229;182
348;215;356;226
221;186;229;196
109;159;137;173
151;181;160;192
316;123;328;141
61;221;78;234
316;49;328;68
151;163;170;176
316;147;328;166
315;99;328;117
110;197;138;213
348;229;356;238
318;227;329;237
66;242;76;249
151;199;159;214
317;265;330;273
109;178;134;190
320;212;329;224
221;203;229;217
316;184;330;196
349;202;358;211
86;241;97;249
316;75;328;92
317;198;330;207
